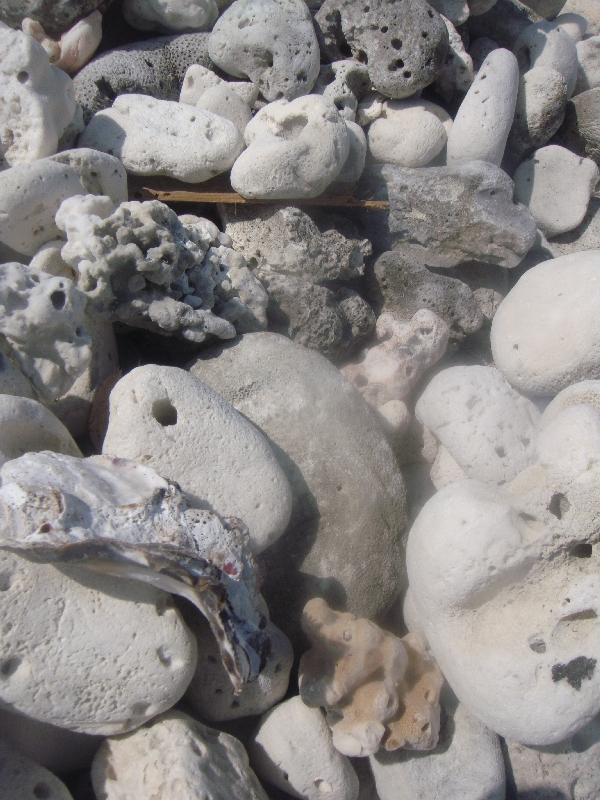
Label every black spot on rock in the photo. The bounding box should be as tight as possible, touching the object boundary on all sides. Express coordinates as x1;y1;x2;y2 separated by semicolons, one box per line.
551;656;596;690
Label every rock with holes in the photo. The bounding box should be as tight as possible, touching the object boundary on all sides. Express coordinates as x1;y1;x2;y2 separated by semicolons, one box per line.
342;310;449;443
208;0;320;102
514;20;578;97
0;149;126;261
249;696;359;800
415;365;540;487
0;0;108;38
447;48;519;166
315;0;449;101
92;711;269;800
0;395;80;468
79;94;243;182
370;700;506;800
72;32;213;122
191;332;408;646
299;598;444;757
230;95;350;199
22;10;102;75
0;739;74;800
123;0;220;32
368;99;451;168
505;715;600;800
513;145;599;238
0;549;196;734
491;251;600;396
367;249;484;337
313;59;371;121
407;453;600;744
366;161;537;268
0;23;82;168
102;365;292;553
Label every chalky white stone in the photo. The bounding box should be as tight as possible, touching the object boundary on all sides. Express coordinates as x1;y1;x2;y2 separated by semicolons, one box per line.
513;145;599;238
249;696;360;800
576;35;600;93
230;95;350;199
447;48;519;166
92;712;269;800
514;19;578;97
103;365;293;554
123;0;220;32
79;94;243;182
0;395;80;467
368;99;451;168
491;250;600;396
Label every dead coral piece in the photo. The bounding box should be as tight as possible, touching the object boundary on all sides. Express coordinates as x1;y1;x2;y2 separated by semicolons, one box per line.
299;597;444;757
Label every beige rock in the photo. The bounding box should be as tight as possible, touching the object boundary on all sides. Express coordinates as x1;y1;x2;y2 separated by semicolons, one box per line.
0;394;80;467
22;10;102;74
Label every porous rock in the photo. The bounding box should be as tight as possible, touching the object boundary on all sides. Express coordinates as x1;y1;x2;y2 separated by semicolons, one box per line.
0;550;196;734
0;23;81;167
299;598;444;757
73;32;213;122
92;711;269;800
315;0;449;100
0;0;107;38
368;99;451;168
313;59;371;121
80;94;243;182
415;365;540;486
491;250;600;395
0;739;74;800
190;333;408;645
366;161;537;268
513;145;599;238
230;95;350;199
370;701;506;800
249;696;359;800
558;88;600;165
123;0;220;32
103;365;292;553
208;0;320;102
0;395;80;467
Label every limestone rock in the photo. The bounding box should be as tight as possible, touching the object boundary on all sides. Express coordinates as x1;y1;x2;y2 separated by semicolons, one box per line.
230;95;350;199
315;0;449;100
179;65;254;133
299;598;444;757
415;365;540;486
250;696;359;800
0;0;108;38
558;88;600;165
313;59;371;122
367;161;537;268
0;395;80;467
515;19;578;97
0;23;81;167
491;250;600;395
576;35;600;93
208;0;320;102
368;99;451;168
103;365;292;553
190;333;408;645
22;10;102;74
80;94;243;182
563;0;600;35
92;711;269;800
123;0;220;32
0;342;35;400
541;379;600;426
513;145;599;238
0;739;74;800
507;67;568;163
447;48;519;166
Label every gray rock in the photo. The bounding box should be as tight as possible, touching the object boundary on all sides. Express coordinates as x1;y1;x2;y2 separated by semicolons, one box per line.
0;0;109;37
209;0;320;102
190;333;408;646
558;87;600;165
368;250;484;337
0;739;74;800
468;0;537;49
73;33;213;122
365;161;537;268
315;0;449;100
519;0;567;16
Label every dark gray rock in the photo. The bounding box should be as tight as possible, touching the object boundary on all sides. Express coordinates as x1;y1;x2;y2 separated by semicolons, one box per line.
190;332;407;647
364;161;538;268
467;0;537;49
73;33;213;122
0;0;110;37
557;88;600;165
315;0;449;100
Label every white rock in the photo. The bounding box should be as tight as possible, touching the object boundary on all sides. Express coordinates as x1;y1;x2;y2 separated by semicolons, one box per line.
0;149;127;259
429;443;467;489
552;12;588;42
536;404;600;474
0;23;81;167
429;0;469;26
491;250;600;396
415;365;540;486
356;92;385;127
92;711;269;799
102;365;292;553
447;48;519;166
230;95;350;199
368;99;451;168
0;395;80;467
79;94;244;182
249;696;359;800
513;145;599;238
313;59;371;122
336;120;366;184
180;64;259;107
407;475;600;745
0;550;196;734
370;702;505;800
22;10;103;75
195;85;253;134
541;379;600;425
515;20;579;97
0;739;74;800
576;35;600;93
563;0;600;35
123;0;220;32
